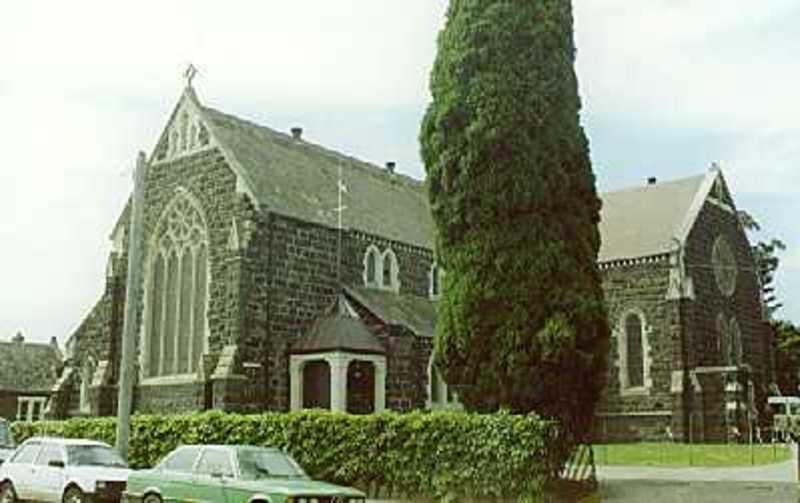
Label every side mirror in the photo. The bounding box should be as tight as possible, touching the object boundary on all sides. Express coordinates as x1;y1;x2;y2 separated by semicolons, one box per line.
48;460;65;469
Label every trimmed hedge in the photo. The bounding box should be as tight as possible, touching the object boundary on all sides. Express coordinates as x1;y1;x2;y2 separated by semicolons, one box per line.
12;410;568;501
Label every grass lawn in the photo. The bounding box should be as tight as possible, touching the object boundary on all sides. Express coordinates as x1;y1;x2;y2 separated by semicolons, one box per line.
592;442;792;467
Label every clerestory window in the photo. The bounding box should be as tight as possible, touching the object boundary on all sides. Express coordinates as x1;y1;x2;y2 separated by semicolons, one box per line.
363;245;380;287
143;189;209;379
362;245;400;292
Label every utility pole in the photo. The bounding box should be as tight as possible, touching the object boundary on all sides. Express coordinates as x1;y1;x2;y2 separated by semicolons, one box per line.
115;151;148;460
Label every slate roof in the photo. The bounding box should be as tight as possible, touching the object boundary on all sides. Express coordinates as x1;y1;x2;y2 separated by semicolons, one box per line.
597;174;708;263
345;286;437;338
0;335;62;393
202;106;435;249
291;311;386;355
147;90;719;266
200;97;713;263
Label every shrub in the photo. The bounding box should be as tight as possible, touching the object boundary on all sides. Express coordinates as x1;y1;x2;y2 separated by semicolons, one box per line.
13;410;567;501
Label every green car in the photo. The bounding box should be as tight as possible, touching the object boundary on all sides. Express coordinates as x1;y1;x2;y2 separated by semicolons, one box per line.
122;445;366;503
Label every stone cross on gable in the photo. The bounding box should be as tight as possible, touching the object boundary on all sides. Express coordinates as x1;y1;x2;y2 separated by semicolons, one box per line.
184;63;199;88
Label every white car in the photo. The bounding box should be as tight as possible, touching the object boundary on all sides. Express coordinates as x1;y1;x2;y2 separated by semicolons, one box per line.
0;437;131;502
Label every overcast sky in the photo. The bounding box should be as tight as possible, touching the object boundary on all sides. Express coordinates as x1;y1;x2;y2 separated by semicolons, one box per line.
2;1;799;345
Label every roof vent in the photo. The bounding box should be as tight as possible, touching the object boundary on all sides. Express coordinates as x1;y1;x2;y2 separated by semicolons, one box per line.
386;161;396;174
290;127;303;141
647;177;657;185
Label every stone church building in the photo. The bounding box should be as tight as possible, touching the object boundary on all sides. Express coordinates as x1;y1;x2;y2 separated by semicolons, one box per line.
49;85;774;442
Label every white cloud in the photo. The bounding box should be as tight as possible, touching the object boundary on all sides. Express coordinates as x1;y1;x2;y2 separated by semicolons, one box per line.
575;1;800;132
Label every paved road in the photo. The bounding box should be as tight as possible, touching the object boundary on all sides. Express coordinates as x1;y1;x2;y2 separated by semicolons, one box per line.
597;444;799;502
598;479;798;503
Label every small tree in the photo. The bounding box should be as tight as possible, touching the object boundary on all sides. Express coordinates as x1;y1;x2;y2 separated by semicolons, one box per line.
773;320;800;395
738;210;786;317
420;0;609;440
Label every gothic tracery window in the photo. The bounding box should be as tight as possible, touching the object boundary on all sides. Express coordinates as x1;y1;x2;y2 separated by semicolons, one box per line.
144;190;209;378
712;235;737;297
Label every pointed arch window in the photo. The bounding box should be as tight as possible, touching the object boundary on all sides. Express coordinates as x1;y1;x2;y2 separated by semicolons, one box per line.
625;315;644;388
143;189;210;379
363;245;400;292
617;309;651;393
381;248;399;292
363;246;380;287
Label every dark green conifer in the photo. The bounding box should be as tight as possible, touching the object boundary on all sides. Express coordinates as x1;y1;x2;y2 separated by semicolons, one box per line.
420;0;610;439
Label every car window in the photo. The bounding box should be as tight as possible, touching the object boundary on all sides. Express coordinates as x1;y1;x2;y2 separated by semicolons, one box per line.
66;445;127;468
196;449;234;478
35;444;64;466
11;442;41;464
238;448;307;480
160;447;201;473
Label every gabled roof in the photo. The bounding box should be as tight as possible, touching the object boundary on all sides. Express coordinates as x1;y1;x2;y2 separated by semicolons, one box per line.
291;297;385;355
0;335;62;393
597;170;721;263
148;87;433;249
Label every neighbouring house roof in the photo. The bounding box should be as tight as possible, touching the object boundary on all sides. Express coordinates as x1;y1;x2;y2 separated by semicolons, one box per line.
291;298;386;355
597;172;715;263
0;334;62;393
345;286;437;338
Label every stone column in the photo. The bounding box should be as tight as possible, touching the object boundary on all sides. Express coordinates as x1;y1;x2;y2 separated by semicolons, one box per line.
289;357;304;411
328;354;351;412
374;359;387;413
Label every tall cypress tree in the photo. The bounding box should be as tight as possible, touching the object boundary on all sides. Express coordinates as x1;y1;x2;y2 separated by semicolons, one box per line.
420;0;609;439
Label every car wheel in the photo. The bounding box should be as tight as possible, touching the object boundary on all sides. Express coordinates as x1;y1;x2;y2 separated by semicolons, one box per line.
143;493;162;503
63;485;86;503
0;483;16;503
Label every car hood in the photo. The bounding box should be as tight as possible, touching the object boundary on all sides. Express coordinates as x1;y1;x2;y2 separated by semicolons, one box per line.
227;477;364;497
68;466;132;482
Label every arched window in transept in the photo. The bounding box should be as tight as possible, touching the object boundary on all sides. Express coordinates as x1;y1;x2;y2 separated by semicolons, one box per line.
625;314;644;388
617;308;651;393
143;189;209;379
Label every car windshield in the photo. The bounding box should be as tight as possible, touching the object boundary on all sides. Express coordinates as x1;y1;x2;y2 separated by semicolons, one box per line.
237;448;307;480
0;422;13;448
66;445;127;468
